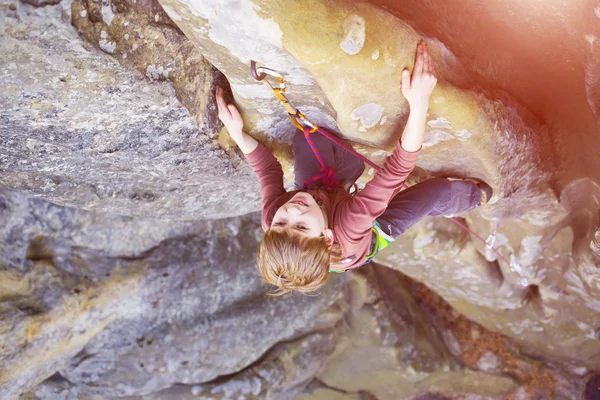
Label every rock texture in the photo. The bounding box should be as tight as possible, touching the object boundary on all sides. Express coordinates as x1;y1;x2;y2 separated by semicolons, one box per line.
0;185;347;399
308;263;589;400
2;0;600;399
2;181;554;400
1;0;260;219
70;0;219;130
369;0;600;183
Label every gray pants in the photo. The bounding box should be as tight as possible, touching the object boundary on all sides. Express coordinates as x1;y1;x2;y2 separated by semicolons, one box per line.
293;130;481;239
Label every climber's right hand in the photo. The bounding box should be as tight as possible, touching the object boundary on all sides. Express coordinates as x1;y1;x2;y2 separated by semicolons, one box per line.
216;86;244;140
215;86;259;154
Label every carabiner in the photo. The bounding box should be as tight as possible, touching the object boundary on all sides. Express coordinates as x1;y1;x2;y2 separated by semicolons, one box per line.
251;60;284;83
249;61;320;133
485;222;499;249
291;111;318;133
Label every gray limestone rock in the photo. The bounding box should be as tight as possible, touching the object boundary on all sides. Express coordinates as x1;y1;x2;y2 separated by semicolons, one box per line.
0;186;347;398
0;0;260;220
20;0;61;6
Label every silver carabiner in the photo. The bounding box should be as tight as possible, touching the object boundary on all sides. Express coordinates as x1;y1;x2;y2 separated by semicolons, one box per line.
485;222;499;250
250;60;286;92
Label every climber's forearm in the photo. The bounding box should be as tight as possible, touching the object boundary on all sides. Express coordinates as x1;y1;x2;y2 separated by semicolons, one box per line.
400;105;428;152
230;129;259;154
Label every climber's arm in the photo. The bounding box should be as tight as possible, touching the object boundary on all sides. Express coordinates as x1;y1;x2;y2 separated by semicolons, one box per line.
227;130;259;155
216;86;258;154
399;105;428;152
399;40;437;152
216;86;285;231
229;132;259;155
338;41;437;241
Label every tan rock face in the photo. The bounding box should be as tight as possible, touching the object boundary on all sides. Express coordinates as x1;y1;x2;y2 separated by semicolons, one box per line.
155;0;600;371
368;0;600;182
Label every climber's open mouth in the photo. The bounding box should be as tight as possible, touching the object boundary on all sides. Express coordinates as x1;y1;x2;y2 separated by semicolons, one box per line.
290;199;308;207
288;193;312;208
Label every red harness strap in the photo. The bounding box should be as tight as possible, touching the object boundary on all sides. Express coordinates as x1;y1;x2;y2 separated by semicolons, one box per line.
302;126;380;189
302;127;340;189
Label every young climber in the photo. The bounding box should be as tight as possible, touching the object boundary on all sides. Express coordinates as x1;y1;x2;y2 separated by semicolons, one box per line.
216;41;492;294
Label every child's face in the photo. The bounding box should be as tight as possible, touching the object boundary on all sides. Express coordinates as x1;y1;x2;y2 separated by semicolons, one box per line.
271;192;327;238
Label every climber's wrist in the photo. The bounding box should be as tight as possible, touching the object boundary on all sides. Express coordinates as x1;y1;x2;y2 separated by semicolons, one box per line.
231;130;258;154
407;100;430;115
227;128;244;141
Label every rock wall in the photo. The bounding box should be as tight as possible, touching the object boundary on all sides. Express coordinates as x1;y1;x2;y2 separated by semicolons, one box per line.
0;184;348;399
368;0;600;183
1;0;600;398
311;264;589;399
70;0;219;129
0;0;261;219
2;175;588;398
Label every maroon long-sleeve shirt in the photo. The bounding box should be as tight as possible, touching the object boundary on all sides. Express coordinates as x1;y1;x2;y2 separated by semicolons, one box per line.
245;141;420;270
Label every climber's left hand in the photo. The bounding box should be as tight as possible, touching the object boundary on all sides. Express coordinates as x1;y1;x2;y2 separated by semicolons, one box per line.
401;41;437;111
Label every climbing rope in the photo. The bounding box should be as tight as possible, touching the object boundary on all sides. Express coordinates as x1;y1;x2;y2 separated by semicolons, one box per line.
249;60;532;291
301;126;339;189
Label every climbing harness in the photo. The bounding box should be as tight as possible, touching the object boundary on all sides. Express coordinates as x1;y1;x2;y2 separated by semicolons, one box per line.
249;60;532;292
366;220;395;261
330;221;394;273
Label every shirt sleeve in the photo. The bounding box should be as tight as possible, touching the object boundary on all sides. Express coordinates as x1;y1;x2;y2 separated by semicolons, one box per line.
245;143;286;230
337;142;421;243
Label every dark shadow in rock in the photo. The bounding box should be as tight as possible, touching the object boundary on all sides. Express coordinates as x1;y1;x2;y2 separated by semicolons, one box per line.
20;0;61;7
129;189;157;202
405;394;453;400
0;195;10;215
359;263;456;371
591;226;600;259
26;235;54;263
520;284;545;319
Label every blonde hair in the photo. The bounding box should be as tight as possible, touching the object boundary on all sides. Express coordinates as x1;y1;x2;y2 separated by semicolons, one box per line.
257;228;342;295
